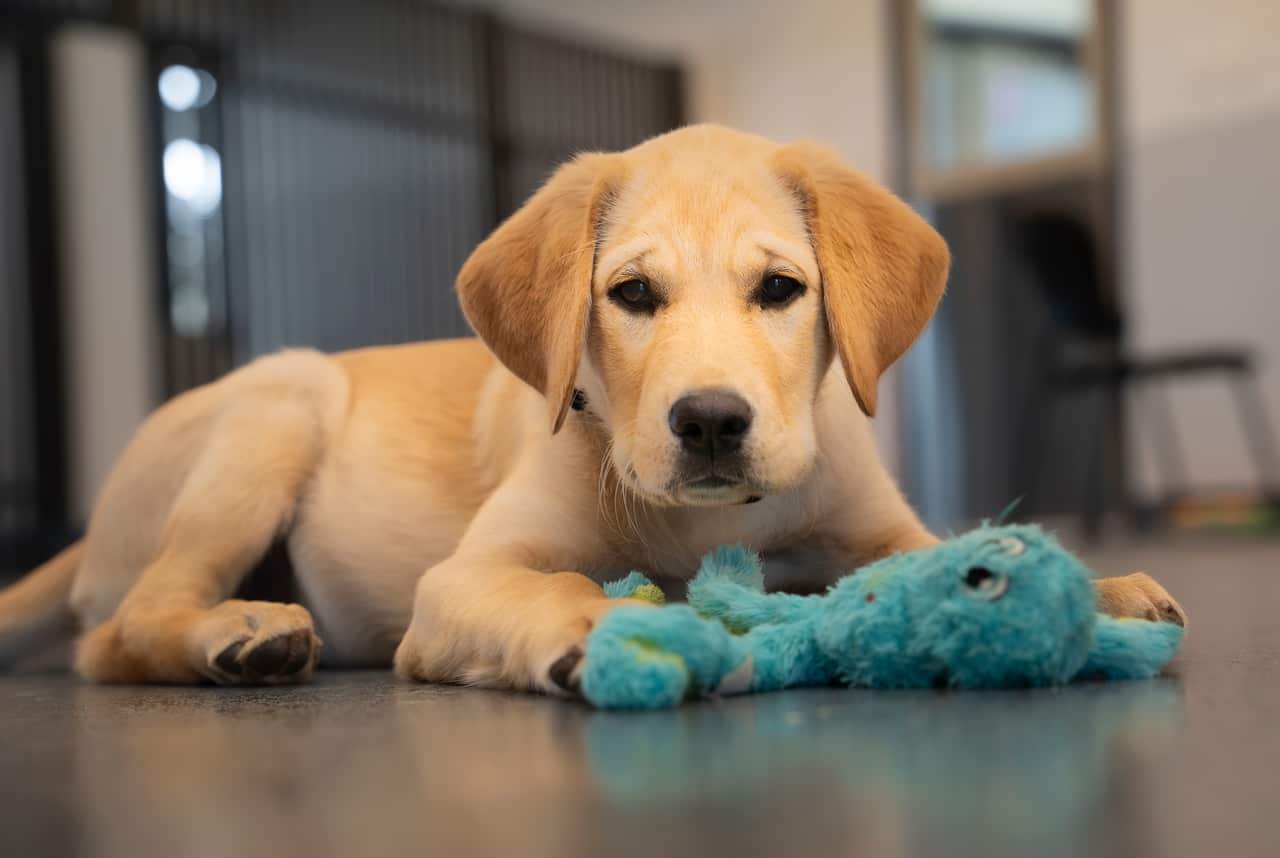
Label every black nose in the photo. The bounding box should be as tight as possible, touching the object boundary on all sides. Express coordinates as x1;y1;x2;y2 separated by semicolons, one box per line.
668;389;753;456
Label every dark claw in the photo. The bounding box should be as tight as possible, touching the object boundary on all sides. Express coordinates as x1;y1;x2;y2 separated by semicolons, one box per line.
1159;602;1186;627
548;647;584;695
215;640;246;676
280;632;312;675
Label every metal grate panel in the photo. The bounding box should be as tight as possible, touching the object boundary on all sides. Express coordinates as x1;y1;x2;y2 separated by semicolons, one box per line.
133;0;683;382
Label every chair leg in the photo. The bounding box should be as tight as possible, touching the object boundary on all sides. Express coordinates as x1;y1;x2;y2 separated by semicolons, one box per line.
1014;380;1051;516
1229;373;1280;501
1082;386;1110;542
1138;381;1190;512
1013;330;1060;518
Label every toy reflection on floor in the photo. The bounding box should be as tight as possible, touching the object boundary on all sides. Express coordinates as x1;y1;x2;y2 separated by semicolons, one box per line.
584;525;1184;710
584;679;1184;852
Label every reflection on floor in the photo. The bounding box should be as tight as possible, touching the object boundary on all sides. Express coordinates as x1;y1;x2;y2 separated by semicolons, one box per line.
0;535;1276;858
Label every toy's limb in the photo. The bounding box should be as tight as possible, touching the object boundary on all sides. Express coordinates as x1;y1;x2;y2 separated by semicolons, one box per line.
581;605;748;709
602;571;665;605
1077;615;1184;680
687;546;814;632
738;619;835;692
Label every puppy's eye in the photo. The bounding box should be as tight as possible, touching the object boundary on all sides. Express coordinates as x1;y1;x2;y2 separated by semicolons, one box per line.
758;275;804;307
609;279;656;314
962;566;1009;600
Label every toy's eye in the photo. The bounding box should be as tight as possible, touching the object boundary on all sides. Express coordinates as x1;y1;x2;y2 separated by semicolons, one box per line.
998;537;1025;556
962;566;1009;600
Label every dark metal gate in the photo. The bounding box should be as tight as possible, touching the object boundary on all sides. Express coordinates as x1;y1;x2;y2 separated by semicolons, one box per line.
138;0;682;391
0;0;683;561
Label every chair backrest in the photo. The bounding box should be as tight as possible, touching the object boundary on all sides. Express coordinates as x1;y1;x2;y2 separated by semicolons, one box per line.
1014;212;1122;341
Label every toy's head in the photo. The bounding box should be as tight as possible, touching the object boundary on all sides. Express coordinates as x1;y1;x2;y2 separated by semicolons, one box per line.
822;524;1100;687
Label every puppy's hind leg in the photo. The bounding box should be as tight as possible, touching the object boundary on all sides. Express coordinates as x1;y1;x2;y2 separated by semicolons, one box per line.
76;393;329;685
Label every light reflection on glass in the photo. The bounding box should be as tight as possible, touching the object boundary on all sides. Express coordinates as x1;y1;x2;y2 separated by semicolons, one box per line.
158;65;200;111
158;64;217;112
157;60;226;344
162;138;222;216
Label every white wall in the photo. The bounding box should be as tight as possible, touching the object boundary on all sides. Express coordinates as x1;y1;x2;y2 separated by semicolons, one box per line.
1122;0;1280;497
52;27;162;520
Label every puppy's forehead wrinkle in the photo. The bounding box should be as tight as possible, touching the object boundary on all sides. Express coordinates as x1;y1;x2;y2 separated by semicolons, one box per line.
602;173;812;283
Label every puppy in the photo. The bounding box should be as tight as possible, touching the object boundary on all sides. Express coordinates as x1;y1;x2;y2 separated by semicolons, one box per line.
0;125;1185;692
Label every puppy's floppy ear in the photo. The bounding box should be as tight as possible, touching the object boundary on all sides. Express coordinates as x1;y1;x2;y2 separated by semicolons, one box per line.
457;153;624;432
773;142;949;416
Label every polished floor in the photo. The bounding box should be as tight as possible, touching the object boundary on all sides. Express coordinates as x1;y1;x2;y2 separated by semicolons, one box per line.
1;535;1277;858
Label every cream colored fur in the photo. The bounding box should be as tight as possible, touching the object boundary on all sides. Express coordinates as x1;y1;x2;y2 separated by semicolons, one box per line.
0;126;1185;691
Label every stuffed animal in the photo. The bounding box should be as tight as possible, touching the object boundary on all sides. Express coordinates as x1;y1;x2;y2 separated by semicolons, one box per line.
583;524;1184;709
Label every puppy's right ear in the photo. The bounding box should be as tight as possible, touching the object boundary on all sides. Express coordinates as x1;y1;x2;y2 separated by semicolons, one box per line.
457;153;624;433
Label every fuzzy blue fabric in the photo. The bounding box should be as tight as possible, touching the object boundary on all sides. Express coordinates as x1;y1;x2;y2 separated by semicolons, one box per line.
582;524;1184;709
602;571;658;600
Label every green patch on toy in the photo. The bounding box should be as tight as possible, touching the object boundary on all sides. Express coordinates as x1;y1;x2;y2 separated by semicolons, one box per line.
584;524;1184;709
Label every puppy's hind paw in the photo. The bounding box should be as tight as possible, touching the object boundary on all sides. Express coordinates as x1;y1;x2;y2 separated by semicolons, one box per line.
199;601;322;685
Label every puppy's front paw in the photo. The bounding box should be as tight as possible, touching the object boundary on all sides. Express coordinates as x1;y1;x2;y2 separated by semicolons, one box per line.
394;566;653;695
1095;572;1187;627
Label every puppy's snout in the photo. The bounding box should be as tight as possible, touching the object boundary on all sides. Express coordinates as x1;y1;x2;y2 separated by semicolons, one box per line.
668;389;753;456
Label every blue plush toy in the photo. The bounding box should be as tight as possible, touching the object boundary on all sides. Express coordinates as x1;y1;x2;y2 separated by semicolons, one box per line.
582;524;1183;709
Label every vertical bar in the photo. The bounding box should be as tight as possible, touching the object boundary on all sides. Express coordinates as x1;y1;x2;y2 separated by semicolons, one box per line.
0;44;25;533
17;36;69;528
221;25;251;364
412;4;430;337
480;13;508;224
662;62;684;131
140;42;180;394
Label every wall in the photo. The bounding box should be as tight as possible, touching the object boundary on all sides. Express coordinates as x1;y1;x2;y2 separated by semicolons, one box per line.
1121;0;1280;497
52;27;162;520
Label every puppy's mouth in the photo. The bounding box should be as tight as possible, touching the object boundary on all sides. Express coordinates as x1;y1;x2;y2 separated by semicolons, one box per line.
670;467;764;506
686;474;739;490
609;450;768;508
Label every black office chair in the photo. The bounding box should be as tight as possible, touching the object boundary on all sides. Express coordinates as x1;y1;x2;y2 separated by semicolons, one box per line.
1013;212;1280;537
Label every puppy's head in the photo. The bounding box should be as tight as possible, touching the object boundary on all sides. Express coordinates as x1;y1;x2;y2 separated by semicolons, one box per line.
458;126;948;507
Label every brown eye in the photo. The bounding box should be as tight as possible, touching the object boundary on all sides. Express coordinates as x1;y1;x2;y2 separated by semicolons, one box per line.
758;274;803;306
609;279;656;314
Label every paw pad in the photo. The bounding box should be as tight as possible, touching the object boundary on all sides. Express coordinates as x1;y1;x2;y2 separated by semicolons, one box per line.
214;629;316;683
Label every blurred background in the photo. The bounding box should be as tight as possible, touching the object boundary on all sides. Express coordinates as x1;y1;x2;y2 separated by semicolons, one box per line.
2;0;1278;576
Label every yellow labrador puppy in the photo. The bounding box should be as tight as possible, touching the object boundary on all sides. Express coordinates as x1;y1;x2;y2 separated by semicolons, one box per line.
0;125;1184;692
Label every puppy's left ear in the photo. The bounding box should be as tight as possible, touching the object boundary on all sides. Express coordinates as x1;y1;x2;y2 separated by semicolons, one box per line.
773;142;949;416
457;153;624;432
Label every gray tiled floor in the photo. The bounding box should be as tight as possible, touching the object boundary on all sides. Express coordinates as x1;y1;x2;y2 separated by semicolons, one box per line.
1;535;1277;858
